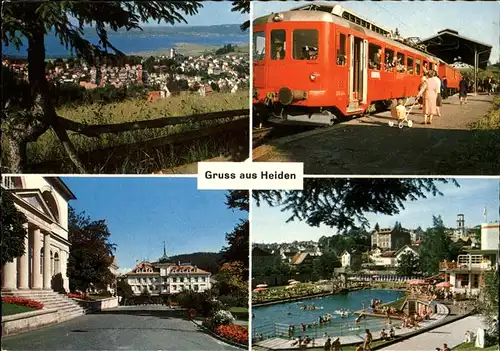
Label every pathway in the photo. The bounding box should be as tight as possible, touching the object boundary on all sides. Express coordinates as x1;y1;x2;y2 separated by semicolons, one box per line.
378;315;485;351
255;93;496;175
1;306;240;350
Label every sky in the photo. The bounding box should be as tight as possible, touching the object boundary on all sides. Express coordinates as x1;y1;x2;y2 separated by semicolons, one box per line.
142;1;247;26
69;2;247;27
61;177;246;274
252;1;500;64
251;178;500;244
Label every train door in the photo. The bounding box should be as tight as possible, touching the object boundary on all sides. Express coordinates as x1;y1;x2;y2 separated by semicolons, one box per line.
348;35;367;112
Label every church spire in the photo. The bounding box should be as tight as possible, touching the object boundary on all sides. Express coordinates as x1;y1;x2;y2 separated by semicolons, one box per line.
159;241;171;263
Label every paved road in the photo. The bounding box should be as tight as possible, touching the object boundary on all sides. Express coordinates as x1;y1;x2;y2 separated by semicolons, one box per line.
1;306;241;351
378;315;486;351
255;93;497;175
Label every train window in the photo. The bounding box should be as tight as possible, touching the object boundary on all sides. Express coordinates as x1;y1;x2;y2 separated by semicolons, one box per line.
407;57;414;75
429;62;434;71
416;59;421;75
253;31;265;61
271;29;286;60
368;43;382;70
336;33;346;66
423;61;429;73
384;48;395;72
396;53;405;73
293;29;319;60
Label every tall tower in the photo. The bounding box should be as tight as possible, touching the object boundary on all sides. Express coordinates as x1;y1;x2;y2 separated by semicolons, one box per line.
457;214;465;237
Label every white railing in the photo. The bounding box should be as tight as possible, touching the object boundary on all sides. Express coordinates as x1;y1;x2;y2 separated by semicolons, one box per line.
456;255;491;269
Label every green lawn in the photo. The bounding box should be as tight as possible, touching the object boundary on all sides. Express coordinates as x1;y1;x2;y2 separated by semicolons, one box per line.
452;342;498;350
2;303;37;316
229;306;249;320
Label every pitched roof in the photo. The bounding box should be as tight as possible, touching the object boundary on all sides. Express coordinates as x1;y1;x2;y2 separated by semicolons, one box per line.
291;252;309;265
168;265;210;276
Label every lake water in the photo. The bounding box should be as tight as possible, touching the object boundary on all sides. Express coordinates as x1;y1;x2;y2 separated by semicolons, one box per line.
253;289;404;338
4;27;248;58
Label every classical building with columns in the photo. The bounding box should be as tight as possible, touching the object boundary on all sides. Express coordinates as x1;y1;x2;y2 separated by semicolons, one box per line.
1;176;76;292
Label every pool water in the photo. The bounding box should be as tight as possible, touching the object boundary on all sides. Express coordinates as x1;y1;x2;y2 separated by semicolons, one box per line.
253;289;404;338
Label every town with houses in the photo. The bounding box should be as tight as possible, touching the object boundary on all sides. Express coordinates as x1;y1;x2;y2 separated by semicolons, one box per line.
253;214;499;295
3;47;249;99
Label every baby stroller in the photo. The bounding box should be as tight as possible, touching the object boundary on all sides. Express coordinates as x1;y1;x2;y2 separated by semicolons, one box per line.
388;97;418;129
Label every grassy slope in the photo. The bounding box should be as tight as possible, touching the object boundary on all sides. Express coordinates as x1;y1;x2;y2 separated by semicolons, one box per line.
2;303;37;316
24;90;249;168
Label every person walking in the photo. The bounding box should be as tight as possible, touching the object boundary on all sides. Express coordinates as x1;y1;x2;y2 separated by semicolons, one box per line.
418;71;439;125
432;71;443;117
441;75;448;99
459;77;468;105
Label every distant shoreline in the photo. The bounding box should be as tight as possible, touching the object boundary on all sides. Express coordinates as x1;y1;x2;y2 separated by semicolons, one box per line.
4;41;249;60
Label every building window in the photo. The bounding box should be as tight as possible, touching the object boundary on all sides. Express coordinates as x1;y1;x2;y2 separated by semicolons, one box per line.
253;31;265;61
396;52;405;72
368;43;382;70
384;49;395;72
293;29;318;60
336;33;346;66
407;57;414;75
270;29;286;60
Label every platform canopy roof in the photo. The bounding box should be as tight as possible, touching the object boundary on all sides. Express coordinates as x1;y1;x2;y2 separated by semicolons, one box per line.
420;29;492;70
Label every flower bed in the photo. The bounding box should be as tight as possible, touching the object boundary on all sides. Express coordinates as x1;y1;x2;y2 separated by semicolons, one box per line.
216;324;248;345
67;293;90;300
2;296;43;310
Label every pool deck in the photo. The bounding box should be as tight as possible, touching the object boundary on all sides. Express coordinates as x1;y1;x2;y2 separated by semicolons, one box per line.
253;303;449;350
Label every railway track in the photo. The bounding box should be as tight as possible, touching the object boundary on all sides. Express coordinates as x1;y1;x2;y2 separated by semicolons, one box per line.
252;122;319;149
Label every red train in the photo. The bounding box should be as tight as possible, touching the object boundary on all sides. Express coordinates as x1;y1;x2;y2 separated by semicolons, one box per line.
253;4;462;125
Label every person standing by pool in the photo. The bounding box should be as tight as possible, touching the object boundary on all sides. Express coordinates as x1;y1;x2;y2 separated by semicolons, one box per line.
324;337;331;350
332;337;342;351
363;329;373;350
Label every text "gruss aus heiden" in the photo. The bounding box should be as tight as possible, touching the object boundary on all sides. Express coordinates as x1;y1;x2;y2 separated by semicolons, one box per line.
204;170;297;180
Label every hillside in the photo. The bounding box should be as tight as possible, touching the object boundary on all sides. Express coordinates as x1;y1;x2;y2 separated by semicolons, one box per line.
169;252;222;274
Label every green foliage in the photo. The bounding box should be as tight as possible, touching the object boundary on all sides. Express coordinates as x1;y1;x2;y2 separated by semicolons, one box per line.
0;189;28;266
67;206;116;292
177;289;219;316
221;191;249;271
318;227;371;256
221;220;249;270
216;44;239;55
396;251;421;277
253;179;458;231
117;279;134;299
479;271;499;339
252;254;291;287
168;252;222;274
418;215;461;276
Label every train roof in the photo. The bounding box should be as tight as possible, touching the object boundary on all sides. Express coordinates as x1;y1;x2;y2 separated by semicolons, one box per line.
253;8;447;65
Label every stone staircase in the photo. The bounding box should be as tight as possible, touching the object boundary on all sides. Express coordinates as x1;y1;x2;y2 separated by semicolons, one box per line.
3;290;87;322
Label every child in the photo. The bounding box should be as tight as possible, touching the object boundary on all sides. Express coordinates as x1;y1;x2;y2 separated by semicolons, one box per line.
395;99;407;121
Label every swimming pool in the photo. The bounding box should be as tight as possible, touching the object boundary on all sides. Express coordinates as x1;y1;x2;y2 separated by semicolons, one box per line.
252;289;404;339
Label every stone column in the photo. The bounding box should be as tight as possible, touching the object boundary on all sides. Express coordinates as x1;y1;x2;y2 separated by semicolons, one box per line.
32;228;42;289
18;224;30;289
43;232;51;290
2;258;18;290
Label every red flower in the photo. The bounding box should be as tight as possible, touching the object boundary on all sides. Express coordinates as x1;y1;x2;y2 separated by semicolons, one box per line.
215;324;248;344
67;293;90;300
2;296;43;310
